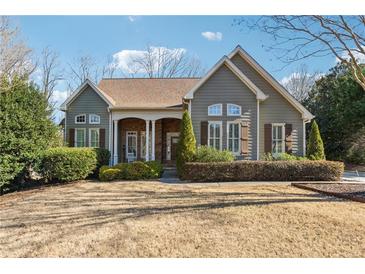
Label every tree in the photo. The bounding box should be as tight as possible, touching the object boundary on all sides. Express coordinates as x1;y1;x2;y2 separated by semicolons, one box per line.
0;77;60;188
304;63;365;160
176;111;196;175
0;16;34;80
236;16;365;91
39;47;63;104
281;65;322;103
114;45;204;78
306;120;325;160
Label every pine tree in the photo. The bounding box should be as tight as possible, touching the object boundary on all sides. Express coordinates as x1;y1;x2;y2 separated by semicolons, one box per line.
307;120;325;160
176;110;196;175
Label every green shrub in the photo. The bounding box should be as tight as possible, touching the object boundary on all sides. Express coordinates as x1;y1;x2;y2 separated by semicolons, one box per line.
261;153;307;161
40;147;97;182
194;146;234;162
346;128;365;164
307;120;325;160
176;111;196;175
99;168;121;181
98;161;163;181
93;148;111;176
181;160;344;182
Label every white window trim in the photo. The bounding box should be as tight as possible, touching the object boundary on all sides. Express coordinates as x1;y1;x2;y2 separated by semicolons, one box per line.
208;121;223;150
227;103;242;116
226;121;241;155
74;128;86;147
272;123;285;155
75;114;86;124
89;114;101;124
126;131;138;162
208;104;223;116
89;128;100;148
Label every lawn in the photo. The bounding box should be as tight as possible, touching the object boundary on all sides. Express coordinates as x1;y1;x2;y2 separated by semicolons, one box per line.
0;181;364;257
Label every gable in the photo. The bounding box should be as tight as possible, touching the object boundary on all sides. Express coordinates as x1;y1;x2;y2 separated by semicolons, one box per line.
68;85;109;109
229;48;313;120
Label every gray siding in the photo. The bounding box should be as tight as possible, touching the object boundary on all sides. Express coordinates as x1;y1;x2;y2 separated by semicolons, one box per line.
231;53;304;157
191;64;258;159
65;85;110;150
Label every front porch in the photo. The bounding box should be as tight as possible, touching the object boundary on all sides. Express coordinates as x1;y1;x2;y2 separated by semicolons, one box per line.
111;110;182;165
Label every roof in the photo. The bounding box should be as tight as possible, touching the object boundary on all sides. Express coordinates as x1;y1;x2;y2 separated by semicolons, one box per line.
98;78;200;109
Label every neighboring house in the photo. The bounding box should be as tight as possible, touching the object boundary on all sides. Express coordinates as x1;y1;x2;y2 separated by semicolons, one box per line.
60;45;314;165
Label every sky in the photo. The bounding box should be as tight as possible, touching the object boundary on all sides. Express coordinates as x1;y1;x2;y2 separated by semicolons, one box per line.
12;16;338;122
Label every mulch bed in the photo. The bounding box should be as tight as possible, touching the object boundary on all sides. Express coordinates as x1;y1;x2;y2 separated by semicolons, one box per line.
292;183;365;203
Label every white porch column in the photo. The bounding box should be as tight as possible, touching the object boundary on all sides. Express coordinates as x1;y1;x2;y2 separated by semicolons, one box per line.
145;120;150;161
113;120;118;165
151;120;156;161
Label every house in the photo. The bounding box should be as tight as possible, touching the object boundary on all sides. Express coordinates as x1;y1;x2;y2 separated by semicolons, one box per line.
60;45;314;165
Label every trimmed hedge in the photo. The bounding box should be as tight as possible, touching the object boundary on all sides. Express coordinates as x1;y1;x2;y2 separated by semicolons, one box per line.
194;146;234;162
40;147;110;182
180;160;344;182
99;161;164;181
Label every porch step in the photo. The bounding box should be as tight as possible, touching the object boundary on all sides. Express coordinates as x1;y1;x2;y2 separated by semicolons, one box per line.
160;167;181;183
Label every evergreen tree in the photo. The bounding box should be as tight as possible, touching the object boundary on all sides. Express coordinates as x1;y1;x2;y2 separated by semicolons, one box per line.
176;110;196;175
307;120;325;160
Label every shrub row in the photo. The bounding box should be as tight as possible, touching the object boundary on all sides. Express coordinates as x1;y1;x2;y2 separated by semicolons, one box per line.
194;146;234;162
261;153;307;161
99;161;163;181
180;160;344;182
39;147;110;182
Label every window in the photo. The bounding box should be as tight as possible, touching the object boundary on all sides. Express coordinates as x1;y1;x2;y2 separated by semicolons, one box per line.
208;121;222;150
89;114;100;124
272;124;285;154
75;114;86;124
208;104;222;116
227;122;240;154
89;128;100;148
227;104;241;116
75;128;86;147
126;131;137;162
140;131;152;159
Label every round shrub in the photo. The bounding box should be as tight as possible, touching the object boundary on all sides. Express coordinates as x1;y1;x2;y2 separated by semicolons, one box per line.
99;168;121;181
145;161;164;177
41;147;97;182
125;161;154;180
194;146;234;162
93;148;111;174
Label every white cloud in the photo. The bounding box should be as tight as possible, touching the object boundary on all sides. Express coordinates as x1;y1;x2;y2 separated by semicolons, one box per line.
201;31;223;41
128;16;138;22
111;46;187;74
336;47;365;64
51;89;68;107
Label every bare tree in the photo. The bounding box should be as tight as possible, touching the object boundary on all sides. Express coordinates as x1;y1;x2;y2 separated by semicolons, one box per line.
236;16;365;91
0;16;34;80
39;47;63;102
122;46;204;78
281;65;322;102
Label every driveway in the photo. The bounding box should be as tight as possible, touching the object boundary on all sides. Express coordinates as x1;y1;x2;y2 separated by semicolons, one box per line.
343;171;365;183
0;180;364;257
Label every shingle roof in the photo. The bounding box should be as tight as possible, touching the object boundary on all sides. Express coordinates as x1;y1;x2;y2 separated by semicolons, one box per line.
98;78;200;109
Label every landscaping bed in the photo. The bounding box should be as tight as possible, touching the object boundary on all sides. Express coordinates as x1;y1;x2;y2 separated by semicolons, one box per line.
292;183;365;203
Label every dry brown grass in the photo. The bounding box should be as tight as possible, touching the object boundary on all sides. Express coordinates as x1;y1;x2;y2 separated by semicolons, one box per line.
0;181;364;258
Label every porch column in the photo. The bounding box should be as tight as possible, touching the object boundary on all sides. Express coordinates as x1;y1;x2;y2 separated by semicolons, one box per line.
151;120;156;161
113;120;118;165
145;120;150;161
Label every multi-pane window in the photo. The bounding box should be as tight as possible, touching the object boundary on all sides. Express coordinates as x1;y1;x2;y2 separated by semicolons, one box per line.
75;114;86;124
272;124;285;154
126;131;137;162
227;104;241;116
89;128;100;148
208;122;222;150
89;114;100;124
75;128;86;147
208;104;222;116
228;122;240;154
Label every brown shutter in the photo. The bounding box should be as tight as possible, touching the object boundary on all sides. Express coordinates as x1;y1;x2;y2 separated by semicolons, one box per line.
264;124;272;153
99;128;106;148
69;128;75;147
240;122;249;156
285;124;293;154
200;121;208;146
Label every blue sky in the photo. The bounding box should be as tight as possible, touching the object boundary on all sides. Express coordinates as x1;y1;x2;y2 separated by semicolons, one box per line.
13;16;336;121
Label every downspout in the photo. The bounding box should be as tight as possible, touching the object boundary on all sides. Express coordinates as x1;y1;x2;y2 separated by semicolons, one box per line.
256;99;260;160
108;108;112;166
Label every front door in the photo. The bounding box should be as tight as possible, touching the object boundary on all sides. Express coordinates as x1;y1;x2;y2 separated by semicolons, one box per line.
126;131;137;162
170;136;179;161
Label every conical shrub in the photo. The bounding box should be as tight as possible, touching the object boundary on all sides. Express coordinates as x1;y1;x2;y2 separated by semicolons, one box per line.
307;120;325;160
